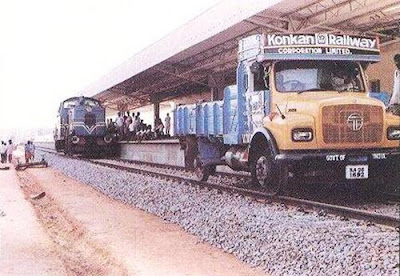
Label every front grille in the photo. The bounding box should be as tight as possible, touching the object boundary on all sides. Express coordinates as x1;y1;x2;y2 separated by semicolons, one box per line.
84;113;96;128
322;104;383;144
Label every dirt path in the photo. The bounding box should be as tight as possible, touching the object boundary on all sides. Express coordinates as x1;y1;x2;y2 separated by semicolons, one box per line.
20;167;267;276
17;171;129;276
0;169;66;275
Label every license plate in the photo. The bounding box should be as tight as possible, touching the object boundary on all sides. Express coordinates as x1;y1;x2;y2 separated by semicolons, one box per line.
345;165;368;179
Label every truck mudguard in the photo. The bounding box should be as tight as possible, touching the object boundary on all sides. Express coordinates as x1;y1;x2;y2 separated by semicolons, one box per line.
249;128;279;157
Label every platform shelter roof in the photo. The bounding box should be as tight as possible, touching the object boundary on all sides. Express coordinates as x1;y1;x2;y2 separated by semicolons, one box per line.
81;0;400;111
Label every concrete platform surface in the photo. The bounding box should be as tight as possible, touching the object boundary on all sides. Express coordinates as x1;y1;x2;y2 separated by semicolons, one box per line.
120;140;185;167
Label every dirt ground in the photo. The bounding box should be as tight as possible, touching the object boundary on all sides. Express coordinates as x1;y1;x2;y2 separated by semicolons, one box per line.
0;169;66;275
8;167;267;276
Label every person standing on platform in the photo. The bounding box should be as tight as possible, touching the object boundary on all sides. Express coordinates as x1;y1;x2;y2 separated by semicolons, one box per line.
125;111;133;139
130;112;135;129
134;112;141;129
130;113;138;140
154;118;164;138
128;114;135;141
115;112;124;139
165;113;171;137
6;140;14;163
122;113;127;139
0;141;6;163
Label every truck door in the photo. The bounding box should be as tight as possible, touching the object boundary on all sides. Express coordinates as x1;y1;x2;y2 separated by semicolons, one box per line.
246;63;270;135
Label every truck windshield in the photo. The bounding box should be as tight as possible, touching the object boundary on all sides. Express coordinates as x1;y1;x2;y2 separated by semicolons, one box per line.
275;61;365;93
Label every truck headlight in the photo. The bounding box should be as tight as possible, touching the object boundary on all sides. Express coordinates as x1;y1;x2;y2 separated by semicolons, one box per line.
292;128;313;142
387;127;400;140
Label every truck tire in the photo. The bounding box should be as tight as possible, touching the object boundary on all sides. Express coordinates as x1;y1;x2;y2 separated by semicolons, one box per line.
250;148;282;195
194;156;211;181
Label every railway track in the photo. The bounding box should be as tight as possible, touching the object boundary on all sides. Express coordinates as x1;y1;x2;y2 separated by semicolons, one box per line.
37;147;400;228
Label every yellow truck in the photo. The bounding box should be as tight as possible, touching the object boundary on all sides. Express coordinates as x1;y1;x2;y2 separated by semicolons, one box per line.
175;33;400;195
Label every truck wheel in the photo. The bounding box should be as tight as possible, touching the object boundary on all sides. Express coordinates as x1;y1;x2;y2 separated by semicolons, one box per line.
194;156;211;181
251;149;281;195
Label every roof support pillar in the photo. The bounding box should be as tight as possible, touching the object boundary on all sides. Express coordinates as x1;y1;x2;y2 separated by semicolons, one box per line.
153;101;160;128
150;94;162;128
208;74;225;101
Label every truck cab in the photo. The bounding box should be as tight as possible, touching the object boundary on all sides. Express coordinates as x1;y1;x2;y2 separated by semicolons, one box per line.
175;33;400;195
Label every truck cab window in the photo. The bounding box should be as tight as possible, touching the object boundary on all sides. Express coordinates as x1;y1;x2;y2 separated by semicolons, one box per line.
275;61;365;93
254;65;270;91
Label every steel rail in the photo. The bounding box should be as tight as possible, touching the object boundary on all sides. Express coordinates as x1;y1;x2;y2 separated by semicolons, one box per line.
36;147;400;228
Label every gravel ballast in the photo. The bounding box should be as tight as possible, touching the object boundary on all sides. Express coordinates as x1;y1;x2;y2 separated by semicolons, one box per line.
38;151;400;276
94;158;400;218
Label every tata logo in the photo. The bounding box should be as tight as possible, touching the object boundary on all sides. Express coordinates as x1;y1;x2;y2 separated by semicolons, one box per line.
347;113;363;131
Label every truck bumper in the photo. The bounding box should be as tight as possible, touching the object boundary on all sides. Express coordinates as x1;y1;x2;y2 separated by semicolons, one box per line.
275;148;400;181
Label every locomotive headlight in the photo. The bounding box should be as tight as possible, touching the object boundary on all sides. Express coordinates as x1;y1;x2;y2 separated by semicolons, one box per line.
387;126;400;140
104;135;113;144
71;136;80;144
292;128;313;142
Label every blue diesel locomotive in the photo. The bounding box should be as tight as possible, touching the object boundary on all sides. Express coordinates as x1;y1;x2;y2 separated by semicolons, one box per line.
54;96;114;155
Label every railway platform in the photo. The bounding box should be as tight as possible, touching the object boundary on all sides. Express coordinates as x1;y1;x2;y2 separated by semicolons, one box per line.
119;139;184;166
36;140;244;174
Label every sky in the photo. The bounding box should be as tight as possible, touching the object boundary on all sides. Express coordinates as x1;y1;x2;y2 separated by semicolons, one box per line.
0;0;221;132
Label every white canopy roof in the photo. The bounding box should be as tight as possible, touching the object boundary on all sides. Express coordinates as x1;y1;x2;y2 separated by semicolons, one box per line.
81;0;400;110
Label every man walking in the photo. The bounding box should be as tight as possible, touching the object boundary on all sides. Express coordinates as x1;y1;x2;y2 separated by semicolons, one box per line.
0;141;6;163
6;140;14;163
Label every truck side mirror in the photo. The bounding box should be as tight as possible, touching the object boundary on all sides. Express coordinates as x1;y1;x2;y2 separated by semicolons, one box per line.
250;62;263;76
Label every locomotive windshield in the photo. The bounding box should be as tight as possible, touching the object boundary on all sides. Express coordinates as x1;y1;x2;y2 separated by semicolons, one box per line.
274;60;365;93
62;97;100;109
79;98;100;107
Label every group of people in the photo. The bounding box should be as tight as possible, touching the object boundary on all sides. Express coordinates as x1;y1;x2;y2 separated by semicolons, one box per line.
107;111;171;141
0;140;36;164
0;140;15;163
